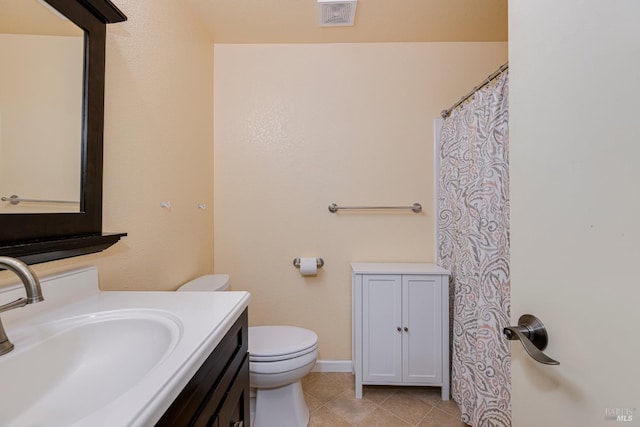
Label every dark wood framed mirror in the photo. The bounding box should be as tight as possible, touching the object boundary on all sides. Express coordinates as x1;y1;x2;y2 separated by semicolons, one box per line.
0;0;126;264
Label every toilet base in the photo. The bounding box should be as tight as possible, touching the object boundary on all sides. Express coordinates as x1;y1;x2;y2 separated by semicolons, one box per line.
253;381;309;427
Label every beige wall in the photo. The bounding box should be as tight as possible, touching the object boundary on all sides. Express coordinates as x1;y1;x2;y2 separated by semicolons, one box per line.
213;42;507;359
0;0;215;290
98;0;215;290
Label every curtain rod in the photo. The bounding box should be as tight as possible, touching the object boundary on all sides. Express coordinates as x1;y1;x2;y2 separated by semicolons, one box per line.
440;62;509;119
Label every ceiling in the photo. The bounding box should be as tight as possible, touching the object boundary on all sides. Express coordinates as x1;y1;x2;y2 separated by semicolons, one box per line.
184;0;508;44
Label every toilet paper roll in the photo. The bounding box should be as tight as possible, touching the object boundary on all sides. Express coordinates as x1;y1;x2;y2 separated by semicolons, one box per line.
299;258;318;276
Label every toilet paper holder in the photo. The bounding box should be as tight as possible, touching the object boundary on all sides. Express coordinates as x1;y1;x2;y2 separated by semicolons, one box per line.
293;258;324;269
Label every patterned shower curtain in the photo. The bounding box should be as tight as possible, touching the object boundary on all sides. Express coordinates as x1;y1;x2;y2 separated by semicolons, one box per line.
437;71;510;427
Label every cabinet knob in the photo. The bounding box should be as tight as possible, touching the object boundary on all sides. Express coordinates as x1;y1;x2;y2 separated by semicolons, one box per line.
397;326;402;332
403;327;408;332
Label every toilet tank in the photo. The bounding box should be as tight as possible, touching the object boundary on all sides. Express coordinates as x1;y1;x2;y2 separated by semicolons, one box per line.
177;274;230;292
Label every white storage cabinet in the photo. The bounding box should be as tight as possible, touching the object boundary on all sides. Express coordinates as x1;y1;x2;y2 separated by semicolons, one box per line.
352;263;450;399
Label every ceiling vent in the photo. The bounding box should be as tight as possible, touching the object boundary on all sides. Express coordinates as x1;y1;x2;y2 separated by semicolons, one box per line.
317;0;357;27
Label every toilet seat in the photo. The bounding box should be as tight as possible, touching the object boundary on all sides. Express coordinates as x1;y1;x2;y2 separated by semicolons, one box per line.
249;326;318;362
249;349;317;376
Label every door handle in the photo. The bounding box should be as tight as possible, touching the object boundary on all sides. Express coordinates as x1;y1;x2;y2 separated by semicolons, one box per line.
503;314;560;365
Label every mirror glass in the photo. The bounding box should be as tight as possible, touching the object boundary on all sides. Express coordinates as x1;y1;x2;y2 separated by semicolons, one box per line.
0;0;84;213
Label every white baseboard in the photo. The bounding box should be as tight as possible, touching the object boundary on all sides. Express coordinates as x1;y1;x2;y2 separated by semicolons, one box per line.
311;359;353;373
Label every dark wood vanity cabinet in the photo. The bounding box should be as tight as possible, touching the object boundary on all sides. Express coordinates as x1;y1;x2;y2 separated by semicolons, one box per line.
156;309;250;427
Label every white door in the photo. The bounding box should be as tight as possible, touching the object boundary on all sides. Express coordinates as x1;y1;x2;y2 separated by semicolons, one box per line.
402;275;442;384
509;1;640;426
362;275;402;383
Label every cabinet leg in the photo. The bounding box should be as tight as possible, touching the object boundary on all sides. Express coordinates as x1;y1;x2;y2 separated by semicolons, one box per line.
441;383;450;401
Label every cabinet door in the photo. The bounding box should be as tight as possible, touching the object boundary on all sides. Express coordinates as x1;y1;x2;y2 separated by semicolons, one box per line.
362;275;402;383
216;355;249;427
402;275;442;384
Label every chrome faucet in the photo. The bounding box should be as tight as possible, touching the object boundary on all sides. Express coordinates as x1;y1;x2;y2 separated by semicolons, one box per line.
0;257;44;355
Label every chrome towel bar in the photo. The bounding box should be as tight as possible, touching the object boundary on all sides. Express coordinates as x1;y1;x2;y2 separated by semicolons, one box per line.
1;195;78;205
328;203;422;213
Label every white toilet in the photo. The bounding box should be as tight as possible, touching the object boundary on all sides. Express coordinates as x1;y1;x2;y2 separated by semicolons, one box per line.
177;275;318;427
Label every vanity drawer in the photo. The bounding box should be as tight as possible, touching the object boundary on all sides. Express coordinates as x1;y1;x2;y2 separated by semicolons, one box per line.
199;355;249;427
156;309;249;427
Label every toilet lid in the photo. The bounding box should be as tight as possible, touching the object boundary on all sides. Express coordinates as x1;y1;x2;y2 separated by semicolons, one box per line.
249;326;318;362
177;274;229;292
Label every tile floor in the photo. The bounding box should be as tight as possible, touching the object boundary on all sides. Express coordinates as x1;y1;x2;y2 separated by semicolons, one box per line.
302;373;466;427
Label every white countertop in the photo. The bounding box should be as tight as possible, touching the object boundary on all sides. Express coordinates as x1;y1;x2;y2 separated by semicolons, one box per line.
351;262;450;275
0;267;250;427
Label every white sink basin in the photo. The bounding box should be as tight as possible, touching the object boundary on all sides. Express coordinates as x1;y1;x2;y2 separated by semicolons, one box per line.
0;266;250;426
0;310;181;427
